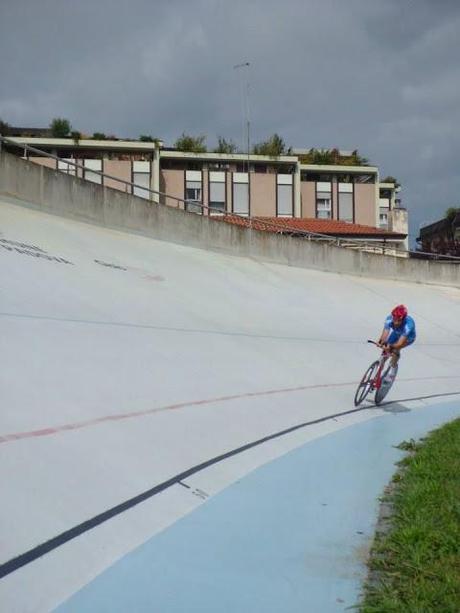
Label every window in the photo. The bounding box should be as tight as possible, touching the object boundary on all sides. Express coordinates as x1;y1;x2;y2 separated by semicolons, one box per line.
209;162;230;170
316;181;332;219
84;159;103;185
338;183;353;222
58;158;77;176
232;172;249;215
302;172;333;182
209;171;226;214
317;196;332;219
133;161;150;199
277;174;293;216
337;174;353;184
379;207;389;228
162;159;187;170
185;170;202;213
355;174;375;184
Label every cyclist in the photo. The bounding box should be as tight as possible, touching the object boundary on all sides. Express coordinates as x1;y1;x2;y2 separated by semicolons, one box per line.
377;304;416;381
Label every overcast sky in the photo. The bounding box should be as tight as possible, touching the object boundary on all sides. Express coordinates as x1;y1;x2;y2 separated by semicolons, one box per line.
1;0;459;244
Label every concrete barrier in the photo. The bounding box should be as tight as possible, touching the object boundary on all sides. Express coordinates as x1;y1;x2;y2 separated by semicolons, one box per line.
1;151;459;287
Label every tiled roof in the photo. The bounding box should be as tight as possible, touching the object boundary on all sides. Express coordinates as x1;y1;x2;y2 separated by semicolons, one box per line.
217;215;406;238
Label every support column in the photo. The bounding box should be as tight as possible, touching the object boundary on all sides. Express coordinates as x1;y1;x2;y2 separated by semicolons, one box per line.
294;162;301;218
151;144;160;203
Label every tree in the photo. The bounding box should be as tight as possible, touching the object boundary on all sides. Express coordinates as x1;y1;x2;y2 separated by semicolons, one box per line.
139;135;157;142
299;148;334;164
0;118;10;135
347;150;369;166
445;207;460;221
71;131;82;145
298;148;370;166
174;133;207;152
50;118;71;138
214;137;237;154
382;175;400;188
252;133;286;157
92;132;107;140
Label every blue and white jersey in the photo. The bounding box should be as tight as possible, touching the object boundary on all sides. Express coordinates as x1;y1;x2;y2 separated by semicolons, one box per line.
384;314;416;344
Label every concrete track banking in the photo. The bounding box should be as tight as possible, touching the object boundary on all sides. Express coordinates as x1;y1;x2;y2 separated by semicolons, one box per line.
1;195;459;612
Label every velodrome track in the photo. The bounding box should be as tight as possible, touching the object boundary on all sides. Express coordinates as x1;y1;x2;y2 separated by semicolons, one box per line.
1;195;460;612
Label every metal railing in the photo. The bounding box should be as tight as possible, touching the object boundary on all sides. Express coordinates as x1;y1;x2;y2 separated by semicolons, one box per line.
1;135;459;261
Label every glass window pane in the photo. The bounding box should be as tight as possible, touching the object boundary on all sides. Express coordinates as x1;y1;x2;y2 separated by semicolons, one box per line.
85;171;102;184
58;159;76;175
316;196;331;219
339;192;353;222
186;179;202;213
133;173;150;199
186;187;202;200
277;184;292;216
210;181;225;213
84;160;102;184
233;182;249;214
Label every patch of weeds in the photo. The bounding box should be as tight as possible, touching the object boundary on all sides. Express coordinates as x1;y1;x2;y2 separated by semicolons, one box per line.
360;418;460;613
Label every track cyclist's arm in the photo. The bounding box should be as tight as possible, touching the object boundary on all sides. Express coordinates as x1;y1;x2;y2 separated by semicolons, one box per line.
377;313;395;347
389;335;409;351
377;327;390;347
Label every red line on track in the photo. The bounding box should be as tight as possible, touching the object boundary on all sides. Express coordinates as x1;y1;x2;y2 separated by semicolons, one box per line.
1;376;459;445
0;381;354;444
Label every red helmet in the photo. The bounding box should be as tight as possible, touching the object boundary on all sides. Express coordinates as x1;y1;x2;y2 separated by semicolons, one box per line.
391;304;408;320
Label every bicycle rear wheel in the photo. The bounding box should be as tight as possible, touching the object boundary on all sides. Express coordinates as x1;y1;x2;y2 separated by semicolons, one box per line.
354;360;379;407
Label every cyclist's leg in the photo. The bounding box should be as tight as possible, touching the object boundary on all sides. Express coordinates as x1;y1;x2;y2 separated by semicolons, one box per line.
386;331;400;369
389;347;400;368
388;337;413;372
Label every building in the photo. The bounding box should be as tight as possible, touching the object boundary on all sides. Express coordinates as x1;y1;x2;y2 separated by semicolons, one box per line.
2;136;407;248
416;211;460;258
378;181;400;228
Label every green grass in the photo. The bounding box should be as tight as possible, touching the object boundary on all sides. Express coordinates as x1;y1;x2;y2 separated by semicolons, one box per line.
361;418;460;612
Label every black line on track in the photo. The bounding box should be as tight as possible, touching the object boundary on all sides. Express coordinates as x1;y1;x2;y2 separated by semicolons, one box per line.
0;404;368;579
2;390;460;580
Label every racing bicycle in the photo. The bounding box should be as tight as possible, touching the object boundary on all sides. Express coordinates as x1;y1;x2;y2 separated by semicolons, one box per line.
354;340;398;407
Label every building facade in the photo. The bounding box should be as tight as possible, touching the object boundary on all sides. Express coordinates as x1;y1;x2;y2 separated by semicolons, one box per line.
417;212;460;258
3;137;406;238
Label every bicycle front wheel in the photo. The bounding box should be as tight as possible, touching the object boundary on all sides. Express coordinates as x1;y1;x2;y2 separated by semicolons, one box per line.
375;364;398;405
354;360;380;407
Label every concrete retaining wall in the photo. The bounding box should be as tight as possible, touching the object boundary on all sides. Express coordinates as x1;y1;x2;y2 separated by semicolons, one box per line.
1;151;459;287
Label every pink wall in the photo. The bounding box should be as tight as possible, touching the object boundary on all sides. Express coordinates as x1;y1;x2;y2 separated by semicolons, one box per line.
104;160;132;192
300;182;316;218
160;170;184;209
29;157;56;170
250;173;276;216
354;183;376;226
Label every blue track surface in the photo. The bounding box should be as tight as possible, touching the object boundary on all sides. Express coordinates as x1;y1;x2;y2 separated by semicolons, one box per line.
58;401;459;613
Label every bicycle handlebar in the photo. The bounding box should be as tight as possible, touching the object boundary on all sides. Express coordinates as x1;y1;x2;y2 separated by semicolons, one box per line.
367;339;391;355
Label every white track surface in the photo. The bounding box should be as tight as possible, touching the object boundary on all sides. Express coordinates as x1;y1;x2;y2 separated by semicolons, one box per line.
1;196;460;612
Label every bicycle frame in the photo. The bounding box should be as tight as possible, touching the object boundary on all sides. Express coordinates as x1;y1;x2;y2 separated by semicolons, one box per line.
354;340;394;406
369;341;390;391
